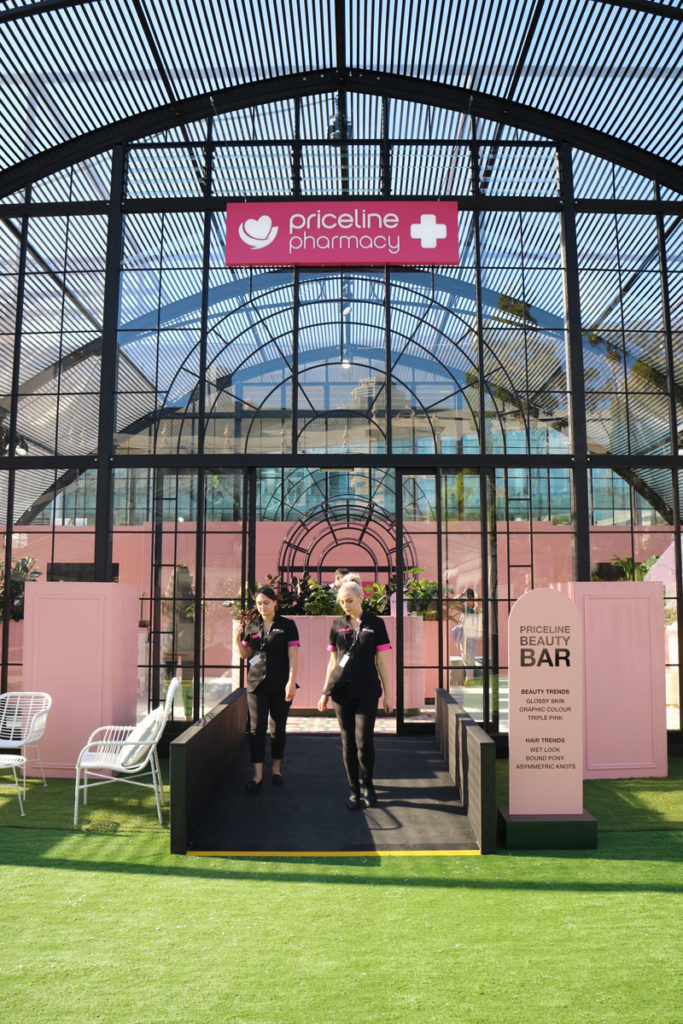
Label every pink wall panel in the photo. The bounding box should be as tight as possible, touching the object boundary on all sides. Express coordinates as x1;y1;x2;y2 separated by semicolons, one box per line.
22;583;139;778
557;582;668;779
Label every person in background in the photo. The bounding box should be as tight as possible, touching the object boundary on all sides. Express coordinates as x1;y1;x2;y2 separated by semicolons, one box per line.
317;578;392;810
454;587;482;684
161;564;195;720
239;585;300;792
332;568;349;591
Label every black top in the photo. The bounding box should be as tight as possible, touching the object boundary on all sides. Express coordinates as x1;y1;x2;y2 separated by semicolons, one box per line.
241;615;300;693
324;611;391;700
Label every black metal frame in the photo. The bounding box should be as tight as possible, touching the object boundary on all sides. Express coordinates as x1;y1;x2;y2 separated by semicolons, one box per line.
1;83;682;739
3;70;683;200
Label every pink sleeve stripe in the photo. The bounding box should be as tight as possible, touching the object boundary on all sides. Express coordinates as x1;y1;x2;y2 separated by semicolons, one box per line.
327;644;336;652
376;643;391;651
288;640;300;647
241;639;251;647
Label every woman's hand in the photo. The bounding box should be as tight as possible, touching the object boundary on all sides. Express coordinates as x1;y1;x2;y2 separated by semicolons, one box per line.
285;680;297;703
317;693;329;712
382;694;392;714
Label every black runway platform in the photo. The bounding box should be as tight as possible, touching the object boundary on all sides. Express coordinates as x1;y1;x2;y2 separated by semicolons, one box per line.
189;732;479;855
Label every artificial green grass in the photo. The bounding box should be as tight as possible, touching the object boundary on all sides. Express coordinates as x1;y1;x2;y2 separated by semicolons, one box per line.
1;826;681;1024
1;760;682;1023
495;756;683;832
0;766;170;833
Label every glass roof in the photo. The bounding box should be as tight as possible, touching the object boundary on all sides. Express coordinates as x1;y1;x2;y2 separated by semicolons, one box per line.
0;0;682;196
1;0;683;528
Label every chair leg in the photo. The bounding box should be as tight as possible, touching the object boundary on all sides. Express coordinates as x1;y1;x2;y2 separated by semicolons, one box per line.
33;745;47;788
13;765;25;816
150;758;163;825
154;748;164;805
73;768;81;826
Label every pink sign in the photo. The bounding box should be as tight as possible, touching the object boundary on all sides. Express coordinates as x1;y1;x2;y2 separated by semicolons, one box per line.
225;200;459;266
508;589;584;815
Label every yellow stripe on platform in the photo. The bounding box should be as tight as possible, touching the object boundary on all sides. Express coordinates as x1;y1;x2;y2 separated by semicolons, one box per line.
188;849;481;858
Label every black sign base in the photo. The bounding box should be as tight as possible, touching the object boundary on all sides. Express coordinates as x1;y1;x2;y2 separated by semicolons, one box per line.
498;807;598;850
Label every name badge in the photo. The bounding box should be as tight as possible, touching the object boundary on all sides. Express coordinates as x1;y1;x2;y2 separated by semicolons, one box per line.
249;653;264;667
338;653;349;668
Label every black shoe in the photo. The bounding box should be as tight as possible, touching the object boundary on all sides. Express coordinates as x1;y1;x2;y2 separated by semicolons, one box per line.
272;773;284;786
346;791;362;811
363;781;377;807
245;779;263;793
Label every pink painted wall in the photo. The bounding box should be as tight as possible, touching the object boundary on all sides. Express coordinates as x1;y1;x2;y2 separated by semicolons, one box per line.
556;582;668;779
22;583;139;778
3;522;678;724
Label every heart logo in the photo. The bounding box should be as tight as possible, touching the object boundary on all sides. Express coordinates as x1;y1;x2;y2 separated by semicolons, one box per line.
245;216;272;239
238;215;279;249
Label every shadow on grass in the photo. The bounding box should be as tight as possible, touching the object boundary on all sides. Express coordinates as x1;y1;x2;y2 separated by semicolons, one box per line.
0;768;170;835
0;826;681;896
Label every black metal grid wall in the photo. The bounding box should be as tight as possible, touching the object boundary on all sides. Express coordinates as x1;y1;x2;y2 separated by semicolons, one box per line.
0;75;682;729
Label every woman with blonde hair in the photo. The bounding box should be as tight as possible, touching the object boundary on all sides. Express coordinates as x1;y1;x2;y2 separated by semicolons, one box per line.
318;578;392;809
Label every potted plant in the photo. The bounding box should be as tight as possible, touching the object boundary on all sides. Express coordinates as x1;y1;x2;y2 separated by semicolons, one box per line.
362;581;391;615
403;567;440;619
0;556;41;622
302;579;340;616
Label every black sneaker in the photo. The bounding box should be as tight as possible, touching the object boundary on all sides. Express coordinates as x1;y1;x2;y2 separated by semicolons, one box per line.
363;781;377;806
346;791;362;811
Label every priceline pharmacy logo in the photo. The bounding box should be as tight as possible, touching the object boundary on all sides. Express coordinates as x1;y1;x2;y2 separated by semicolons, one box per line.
238;215;279;249
227;201;459;266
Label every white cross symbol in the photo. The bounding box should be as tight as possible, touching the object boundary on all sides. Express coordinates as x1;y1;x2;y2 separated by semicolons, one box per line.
410;213;447;249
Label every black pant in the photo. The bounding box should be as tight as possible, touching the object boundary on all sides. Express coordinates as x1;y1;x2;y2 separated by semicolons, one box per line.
332;695;378;793
247;688;291;763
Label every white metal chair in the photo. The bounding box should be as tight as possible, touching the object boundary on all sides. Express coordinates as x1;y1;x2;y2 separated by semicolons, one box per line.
0;754;27;815
73;677;180;826
0;691;52;796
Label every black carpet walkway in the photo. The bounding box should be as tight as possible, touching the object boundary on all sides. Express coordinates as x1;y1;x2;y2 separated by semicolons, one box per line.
190;733;479;854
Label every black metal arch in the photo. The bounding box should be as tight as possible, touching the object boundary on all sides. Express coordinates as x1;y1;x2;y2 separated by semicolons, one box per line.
259;466;396;522
277;497;418;583
2;70;682;199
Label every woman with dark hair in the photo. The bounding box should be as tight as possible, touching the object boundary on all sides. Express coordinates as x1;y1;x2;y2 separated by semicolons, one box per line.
239;585;300;792
317;578;392;810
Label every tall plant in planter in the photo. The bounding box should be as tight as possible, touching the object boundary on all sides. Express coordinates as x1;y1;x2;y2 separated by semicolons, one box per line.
302;580;340;616
403;567;440;619
0;556;41;622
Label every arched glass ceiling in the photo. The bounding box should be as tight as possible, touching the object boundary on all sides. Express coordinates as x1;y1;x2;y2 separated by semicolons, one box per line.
1;0;682;198
2;77;682;477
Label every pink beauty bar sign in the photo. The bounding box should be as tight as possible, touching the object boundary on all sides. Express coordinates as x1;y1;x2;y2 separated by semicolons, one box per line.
225;200;459;266
508;588;584;816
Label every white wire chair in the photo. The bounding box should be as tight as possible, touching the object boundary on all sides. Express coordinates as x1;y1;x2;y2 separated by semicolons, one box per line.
73;678;180;827
0;754;27;815
0;691;52;796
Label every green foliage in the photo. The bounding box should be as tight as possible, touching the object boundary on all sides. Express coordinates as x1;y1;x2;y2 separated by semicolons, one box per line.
0;556;41;622
497;292;537;324
301;580;340;616
362;581;392;615
610;554;658;582
403;567;440;616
